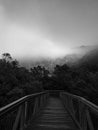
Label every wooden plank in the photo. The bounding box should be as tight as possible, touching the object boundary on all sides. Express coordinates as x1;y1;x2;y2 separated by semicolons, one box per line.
25;97;79;130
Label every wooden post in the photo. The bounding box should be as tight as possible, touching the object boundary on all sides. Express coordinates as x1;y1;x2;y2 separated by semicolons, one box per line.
79;102;87;130
43;94;45;104
64;95;82;130
12;106;22;130
20;104;25;130
33;97;38;116
79;101;83;125
86;109;94;130
82;113;87;130
24;101;28;128
40;96;43;107
70;98;76;118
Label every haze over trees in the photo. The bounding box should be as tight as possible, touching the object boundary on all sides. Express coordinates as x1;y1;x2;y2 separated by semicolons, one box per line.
0;53;49;107
0;51;98;108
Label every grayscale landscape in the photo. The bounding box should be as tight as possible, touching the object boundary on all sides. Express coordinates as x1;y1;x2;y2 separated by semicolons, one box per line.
0;0;98;130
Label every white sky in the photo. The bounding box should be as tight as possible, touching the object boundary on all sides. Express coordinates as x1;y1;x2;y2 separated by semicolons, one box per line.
0;0;98;59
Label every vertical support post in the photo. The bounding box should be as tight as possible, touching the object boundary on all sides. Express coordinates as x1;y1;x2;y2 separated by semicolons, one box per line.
44;94;46;104
86;109;94;130
62;94;82;130
33;97;38;116
42;95;44;107
79;102;87;130
70;98;75;117
20;104;25;130
82;113;87;130
79;101;83;125
12;106;22;130
40;95;43;107
24;101;28;128
43;94;45;106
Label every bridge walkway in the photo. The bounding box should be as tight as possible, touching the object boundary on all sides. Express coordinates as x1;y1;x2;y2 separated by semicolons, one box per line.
0;91;98;130
25;97;79;130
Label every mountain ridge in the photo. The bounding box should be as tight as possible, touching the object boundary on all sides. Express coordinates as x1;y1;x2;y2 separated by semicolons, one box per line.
19;45;98;70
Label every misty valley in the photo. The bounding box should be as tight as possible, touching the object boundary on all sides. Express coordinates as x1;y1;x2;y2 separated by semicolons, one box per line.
0;0;98;129
0;46;98;129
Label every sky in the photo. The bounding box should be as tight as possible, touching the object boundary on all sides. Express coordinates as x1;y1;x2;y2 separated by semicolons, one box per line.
0;0;98;59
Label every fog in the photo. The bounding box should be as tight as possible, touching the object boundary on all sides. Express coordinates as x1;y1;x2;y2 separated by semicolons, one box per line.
0;0;98;59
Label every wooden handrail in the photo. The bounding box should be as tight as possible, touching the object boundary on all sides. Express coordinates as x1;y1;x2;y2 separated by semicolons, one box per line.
0;91;49;130
1;90;98;116
0;91;48;117
61;92;98;114
60;91;98;130
0;90;98;130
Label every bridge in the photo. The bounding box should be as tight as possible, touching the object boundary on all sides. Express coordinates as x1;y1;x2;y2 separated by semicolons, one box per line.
0;90;98;130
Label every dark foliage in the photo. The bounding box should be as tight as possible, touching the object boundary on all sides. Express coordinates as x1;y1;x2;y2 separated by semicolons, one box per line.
48;63;98;105
0;53;49;107
0;52;98;108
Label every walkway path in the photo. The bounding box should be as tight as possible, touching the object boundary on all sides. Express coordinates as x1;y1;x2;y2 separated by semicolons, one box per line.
25;97;79;130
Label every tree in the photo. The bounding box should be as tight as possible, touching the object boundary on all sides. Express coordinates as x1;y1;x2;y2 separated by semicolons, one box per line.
30;66;49;80
51;64;71;90
2;53;12;61
11;60;19;68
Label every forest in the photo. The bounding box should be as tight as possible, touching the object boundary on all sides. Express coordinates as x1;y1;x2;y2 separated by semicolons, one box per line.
0;53;98;108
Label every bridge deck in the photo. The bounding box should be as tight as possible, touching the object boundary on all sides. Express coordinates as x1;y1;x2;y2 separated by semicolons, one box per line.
25;97;79;130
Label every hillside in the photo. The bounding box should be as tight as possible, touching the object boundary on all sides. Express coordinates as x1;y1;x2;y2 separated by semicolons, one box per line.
77;46;98;71
19;45;98;71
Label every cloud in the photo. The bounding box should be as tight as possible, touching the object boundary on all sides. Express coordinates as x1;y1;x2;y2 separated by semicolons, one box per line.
0;4;72;59
0;22;71;59
0;5;9;51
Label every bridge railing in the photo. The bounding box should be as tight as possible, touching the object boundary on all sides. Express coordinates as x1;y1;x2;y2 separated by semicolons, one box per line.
60;92;98;130
0;91;49;130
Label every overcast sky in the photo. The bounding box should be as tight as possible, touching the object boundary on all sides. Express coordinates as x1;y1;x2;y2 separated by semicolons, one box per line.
0;0;98;59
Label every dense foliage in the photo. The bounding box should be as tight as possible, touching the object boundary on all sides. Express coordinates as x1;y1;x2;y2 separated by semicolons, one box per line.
0;53;49;107
0;52;98;107
50;63;98;105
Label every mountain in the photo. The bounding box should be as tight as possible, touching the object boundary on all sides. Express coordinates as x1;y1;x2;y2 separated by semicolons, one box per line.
19;54;82;72
19;45;98;71
19;53;82;71
73;45;98;56
78;46;98;69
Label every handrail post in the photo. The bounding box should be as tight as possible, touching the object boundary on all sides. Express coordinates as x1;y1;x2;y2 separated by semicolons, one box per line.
60;91;98;130
60;93;82;130
24;101;28;128
79;102;87;130
40;95;43;107
0;91;49;130
86;109;94;130
33;97;38;116
20;104;25;130
12;106;22;130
